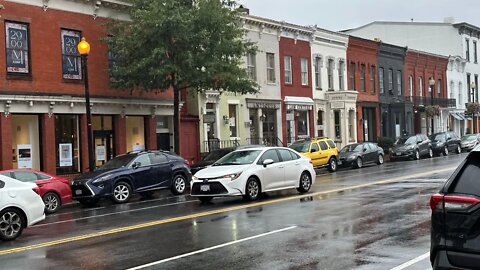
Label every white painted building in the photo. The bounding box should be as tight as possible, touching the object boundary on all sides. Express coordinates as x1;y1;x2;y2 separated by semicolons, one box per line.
310;28;357;149
345;20;480;135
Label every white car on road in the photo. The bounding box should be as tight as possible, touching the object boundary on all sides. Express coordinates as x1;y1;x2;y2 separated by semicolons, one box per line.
191;147;316;203
0;175;45;241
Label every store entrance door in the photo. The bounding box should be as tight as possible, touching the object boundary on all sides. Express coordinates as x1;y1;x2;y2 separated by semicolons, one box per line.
94;130;114;167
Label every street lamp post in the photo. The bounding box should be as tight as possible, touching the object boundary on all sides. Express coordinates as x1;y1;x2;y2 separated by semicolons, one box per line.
78;37;95;172
429;77;435;135
471;82;477;133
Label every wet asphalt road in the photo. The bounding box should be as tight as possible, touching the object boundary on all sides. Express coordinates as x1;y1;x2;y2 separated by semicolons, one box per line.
0;153;468;270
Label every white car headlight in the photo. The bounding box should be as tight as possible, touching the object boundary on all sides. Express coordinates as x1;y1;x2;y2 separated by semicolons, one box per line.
222;172;242;181
192;175;199;181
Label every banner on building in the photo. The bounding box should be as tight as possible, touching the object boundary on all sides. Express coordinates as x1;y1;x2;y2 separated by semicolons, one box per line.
61;29;82;80
17;144;32;169
5;22;29;74
59;143;73;167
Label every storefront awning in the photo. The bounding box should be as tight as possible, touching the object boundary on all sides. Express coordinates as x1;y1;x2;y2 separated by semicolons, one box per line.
284;96;314;110
450;112;466;121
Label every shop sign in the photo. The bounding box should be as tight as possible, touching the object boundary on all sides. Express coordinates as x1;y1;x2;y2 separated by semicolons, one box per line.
330;102;344;109
203;113;216;123
59;143;73;167
246;102;280;109
5;22;29;74
61;29;82;80
96;145;106;161
286;104;312;110
17;144;32;169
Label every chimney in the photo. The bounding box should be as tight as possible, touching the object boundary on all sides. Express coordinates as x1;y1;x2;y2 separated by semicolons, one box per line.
443;17;455;24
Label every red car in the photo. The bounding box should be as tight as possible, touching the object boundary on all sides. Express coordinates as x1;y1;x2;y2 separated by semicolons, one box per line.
0;169;72;214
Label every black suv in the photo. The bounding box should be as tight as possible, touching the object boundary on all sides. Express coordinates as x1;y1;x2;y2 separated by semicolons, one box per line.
430;149;480;269
430;131;462;156
71;151;191;205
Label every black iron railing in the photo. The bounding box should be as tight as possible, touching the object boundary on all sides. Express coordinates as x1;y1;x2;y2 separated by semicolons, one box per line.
407;96;456;108
202;139;240;153
245;137;284;147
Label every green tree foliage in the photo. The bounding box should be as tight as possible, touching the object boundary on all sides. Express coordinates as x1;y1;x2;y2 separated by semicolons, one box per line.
107;0;259;153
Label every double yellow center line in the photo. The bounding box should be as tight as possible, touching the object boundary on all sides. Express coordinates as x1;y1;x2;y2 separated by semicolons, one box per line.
0;166;455;256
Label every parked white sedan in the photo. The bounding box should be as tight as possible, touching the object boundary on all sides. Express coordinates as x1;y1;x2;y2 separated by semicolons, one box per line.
0;175;45;241
191;147;316;203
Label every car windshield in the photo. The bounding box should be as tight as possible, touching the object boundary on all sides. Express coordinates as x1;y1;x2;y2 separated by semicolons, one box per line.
289;142;310;153
97;155;135;171
395;136;416;145
462;135;478;141
213;150;262;166
430;134;446;142
202;149;231;162
341;144;362;153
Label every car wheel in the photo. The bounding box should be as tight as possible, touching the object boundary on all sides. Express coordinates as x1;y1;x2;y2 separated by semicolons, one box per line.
112;181;132;204
139;191;154;199
0;208;25;241
43;192;60;214
198;196;213;203
443;146;449;156
456;144;461;154
428;148;433;158
414;150;420;160
377;154;384;165
327;157;337;172
297;172;312;194
355;157;363;169
243;178;260;201
171;174;187;195
78;198;99;207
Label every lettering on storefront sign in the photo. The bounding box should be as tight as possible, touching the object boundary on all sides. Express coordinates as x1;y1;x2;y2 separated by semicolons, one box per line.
246;102;280;109
330;102;344;109
5;22;29;74
61;29;82;80
286;104;312;110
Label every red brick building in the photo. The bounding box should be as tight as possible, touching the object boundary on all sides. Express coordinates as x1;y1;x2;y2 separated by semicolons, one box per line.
347;36;380;142
0;1;186;176
404;50;450;135
279;35;314;144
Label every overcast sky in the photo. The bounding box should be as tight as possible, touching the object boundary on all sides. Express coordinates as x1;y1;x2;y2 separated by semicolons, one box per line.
238;0;480;31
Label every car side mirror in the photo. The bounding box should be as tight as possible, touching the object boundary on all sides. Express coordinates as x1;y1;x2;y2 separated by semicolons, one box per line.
417;141;421;144
132;162;141;169
311;148;318;153
363;148;367;152
262;159;274;167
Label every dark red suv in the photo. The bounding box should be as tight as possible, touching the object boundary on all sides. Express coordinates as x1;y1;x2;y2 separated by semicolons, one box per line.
430;149;480;269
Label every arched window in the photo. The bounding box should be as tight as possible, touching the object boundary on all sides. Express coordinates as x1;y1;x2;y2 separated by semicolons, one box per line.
408;76;413;97
418;77;423;97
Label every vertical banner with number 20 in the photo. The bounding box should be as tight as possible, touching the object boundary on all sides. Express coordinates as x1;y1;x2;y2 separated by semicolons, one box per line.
5;22;29;74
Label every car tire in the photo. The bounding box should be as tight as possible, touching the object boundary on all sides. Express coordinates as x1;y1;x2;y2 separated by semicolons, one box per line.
377;154;384;165
198;196;213;203
355;157;363;169
327;157;337;172
78;198;99;207
171;174;187;195
297;172;312;194
414;150;420;160
43;192;61;214
112;181;132;204
456;144;461;154
243;178;260;201
0;208;25;241
139;191;154;199
428;148;433;158
443;146;449;156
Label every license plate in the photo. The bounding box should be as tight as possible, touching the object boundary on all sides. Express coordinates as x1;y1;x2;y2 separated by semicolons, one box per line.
200;185;210;192
75;189;82;195
337;161;342;166
396;152;401;156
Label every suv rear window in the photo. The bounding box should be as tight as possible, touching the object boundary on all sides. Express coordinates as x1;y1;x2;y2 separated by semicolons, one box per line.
452;157;480;196
326;140;336;148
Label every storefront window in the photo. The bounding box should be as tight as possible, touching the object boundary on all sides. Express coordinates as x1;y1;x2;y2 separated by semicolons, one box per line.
229;104;238;138
12;115;40;170
126;116;145;152
93;115;114;166
349;110;355;141
334;111;341;140
55;115;80;174
297;111;308;136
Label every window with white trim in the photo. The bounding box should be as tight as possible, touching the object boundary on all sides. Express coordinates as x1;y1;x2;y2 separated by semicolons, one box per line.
247;52;256;80
284;56;292;84
266;53;275;83
338;60;345;90
314;56;322;89
327;59;334;90
301;58;308;86
379;68;384;94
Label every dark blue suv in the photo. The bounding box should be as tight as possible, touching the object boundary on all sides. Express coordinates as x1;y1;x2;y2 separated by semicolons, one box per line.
71;151;191;205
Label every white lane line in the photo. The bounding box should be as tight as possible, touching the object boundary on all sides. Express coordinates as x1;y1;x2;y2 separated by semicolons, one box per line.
32;200;197;227
389;252;430;270
127;225;298;270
